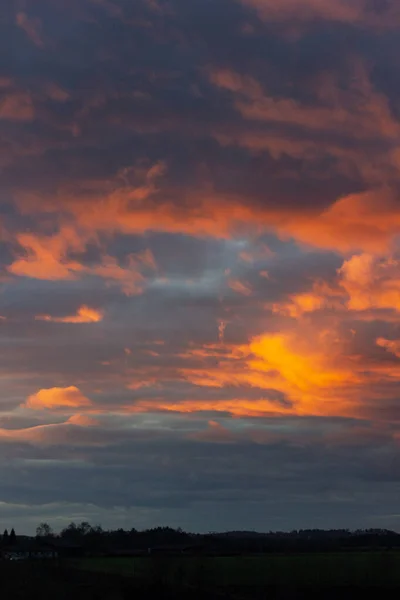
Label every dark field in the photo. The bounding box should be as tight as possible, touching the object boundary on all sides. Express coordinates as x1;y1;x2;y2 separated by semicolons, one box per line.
77;551;400;587
3;552;400;599
0;560;217;600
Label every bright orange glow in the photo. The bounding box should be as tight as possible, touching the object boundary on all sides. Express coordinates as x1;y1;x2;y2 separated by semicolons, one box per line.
249;334;348;391
25;386;92;410
127;332;364;418
246;333;363;417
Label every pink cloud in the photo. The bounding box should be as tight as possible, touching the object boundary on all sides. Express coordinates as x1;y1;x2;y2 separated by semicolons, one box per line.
239;0;400;27
16;12;44;48
0;92;34;121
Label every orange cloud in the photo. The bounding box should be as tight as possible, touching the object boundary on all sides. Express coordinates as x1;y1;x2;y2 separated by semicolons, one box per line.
228;278;253;296
8;165;164;287
247;333;359;415
13;162;260;246
67;190;253;241
274;292;326;318
130;397;290;419
61;150;396;261
128;327;398;420
36;305;104;324
128;332;362;418
9;159;400;287
376;338;400;359
152;317;400;423
339;254;400;312
25;386;92;410
67;414;99;426
279;191;400;254
8;227;86;280
9;224;155;293
272;280;345;318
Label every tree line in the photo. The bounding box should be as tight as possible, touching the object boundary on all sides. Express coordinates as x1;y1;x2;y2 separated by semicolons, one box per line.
36;522;190;550
1;528;17;546
1;522;398;553
31;522;400;553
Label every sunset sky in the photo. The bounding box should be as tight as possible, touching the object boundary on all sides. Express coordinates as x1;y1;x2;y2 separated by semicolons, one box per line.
2;0;400;534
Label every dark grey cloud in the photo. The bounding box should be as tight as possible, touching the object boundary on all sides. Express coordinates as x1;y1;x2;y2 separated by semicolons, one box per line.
2;0;397;210
0;420;399;532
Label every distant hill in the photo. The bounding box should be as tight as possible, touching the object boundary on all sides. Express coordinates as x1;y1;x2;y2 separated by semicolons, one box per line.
209;528;398;539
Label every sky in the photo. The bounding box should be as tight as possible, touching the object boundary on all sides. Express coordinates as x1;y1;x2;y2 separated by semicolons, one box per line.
2;0;400;535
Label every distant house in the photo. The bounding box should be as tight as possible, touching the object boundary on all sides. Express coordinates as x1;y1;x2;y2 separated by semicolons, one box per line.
2;540;58;560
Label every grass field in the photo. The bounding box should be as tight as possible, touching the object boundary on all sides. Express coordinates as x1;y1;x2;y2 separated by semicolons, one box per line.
76;551;400;588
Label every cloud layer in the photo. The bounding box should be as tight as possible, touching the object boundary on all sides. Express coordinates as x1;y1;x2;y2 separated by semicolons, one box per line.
2;0;400;533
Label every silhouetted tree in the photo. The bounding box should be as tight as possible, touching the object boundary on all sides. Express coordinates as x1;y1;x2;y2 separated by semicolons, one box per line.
61;522;79;540
36;523;54;539
9;528;16;545
3;529;9;545
77;521;92;536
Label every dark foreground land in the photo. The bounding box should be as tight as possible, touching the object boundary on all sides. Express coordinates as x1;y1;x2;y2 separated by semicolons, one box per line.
78;551;400;587
4;552;400;599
